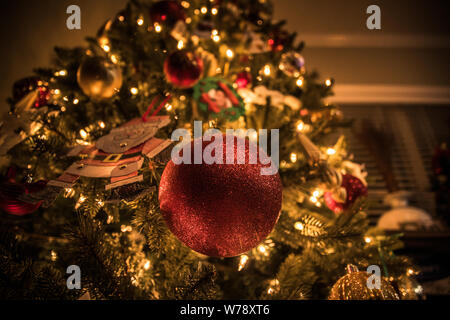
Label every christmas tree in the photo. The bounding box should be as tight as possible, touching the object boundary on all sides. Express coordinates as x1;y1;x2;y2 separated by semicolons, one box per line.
0;0;420;300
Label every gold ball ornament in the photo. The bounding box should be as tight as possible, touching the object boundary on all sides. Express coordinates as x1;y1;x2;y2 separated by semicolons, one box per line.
77;56;123;99
328;265;400;300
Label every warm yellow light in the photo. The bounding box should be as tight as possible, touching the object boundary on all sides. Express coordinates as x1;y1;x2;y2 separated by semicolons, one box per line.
79;129;88;139
144;260;151;270
111;55;119;64
165;104;173;111
78;195;86;203
365;237;372;244
53;89;61;95
177;40;184;50
99;121;106;129
185;17;192;24
226;49;234;59
61;106;67;112
102;44;111;52
51;250;58;262
130;87;139;95
267;287;274;294
238;255;249;271
137;18;144;26
290;153;297;163
310;196;318;203
296;121;304;132
212;35;221;42
263;65;271;76
258;245;267;253
212;29;219;36
154;23;162;33
326;148;336;155
211;8;218;15
325;79;332;87
296;78;304;87
407;268;414;276
73;98;79;105
58;70;67;76
181;1;190;8
194;9;200;15
294;222;304;231
201;6;207;14
313;190;320;198
118;15;125;22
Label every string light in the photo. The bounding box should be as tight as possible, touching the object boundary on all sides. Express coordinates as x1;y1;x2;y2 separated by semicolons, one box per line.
313;190;320;198
296;78;304;87
185;17;192;24
73;98;79;105
325;78;332;87
130;87;139;95
177;40;184;50
407;268;415;276
144;260;151;270
50;250;58;262
212;34;221;42
364;237;372;244
263;65;271;76
79;129;88;139
118;15;125;22
53;89;61;95
181;1;190;8
57;70;67;76
121;225;133;233
294;222;304;231
226;49;234;59
296;121;305;132
98;121;106;129
194;9;200;15
211;8;218;15
154;23;162;33
137;17;144;26
165;104;173;111
290;153;297;163
200;6;207;14
64;188;75;198
102;44;111;52
238;255;249;271
326;148;336;155
111;54;119;64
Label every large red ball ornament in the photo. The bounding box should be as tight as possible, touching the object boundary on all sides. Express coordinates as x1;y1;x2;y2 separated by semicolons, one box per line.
164;50;204;89
149;1;186;28
159;134;283;257
324;174;368;214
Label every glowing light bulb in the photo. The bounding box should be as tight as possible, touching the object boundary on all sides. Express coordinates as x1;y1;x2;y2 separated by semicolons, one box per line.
130;87;139;95
290;153;297;163
165;104;173;111
263;65;271;76
79;129;88;139
226;49;234;59
326;148;336;155
154;23;162;33
313;190;320;197
137;18;144;26
296;78;304;87
144;260;151;270
238;255;249;271
296;121;304;132
325;79;332;87
212;35;221;42
111;55;119;64
211;8;218;15
177;40;184;50
102;44;111;52
294;222;304;231
73;98;79;105
364;237;372;244
201;6;207;14
99;121;106;129
181;1;190;8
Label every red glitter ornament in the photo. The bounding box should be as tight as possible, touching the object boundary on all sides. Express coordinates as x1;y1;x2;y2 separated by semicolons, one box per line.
164;50;204;89
235;71;252;89
13;77;50;108
324;174;368;214
0;169;47;216
149;1;186;28
159;134;283;257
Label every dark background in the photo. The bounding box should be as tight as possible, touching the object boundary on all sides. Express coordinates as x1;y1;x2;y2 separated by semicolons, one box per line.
0;0;449;111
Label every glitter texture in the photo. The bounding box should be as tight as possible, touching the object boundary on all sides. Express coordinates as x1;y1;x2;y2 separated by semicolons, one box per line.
329;266;399;300
159;134;282;257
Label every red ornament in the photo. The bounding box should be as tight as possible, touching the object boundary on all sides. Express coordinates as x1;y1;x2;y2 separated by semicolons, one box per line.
268;30;291;52
324;174;368;214
149;1;186;27
159;134;283;257
235;71;252;89
164;50;204;89
0;175;47;216
13;77;50;108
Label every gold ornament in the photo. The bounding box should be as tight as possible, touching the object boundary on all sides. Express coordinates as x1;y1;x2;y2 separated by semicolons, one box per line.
328;265;400;300
77;56;123;100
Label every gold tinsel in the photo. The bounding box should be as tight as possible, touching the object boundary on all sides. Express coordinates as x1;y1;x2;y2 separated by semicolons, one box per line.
328;265;400;300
